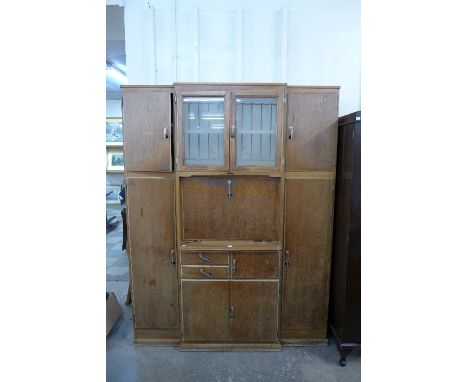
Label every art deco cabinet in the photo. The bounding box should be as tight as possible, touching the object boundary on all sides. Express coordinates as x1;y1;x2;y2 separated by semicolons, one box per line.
122;83;339;349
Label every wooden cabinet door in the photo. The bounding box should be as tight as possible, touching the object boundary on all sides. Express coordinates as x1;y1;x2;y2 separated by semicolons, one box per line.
286;88;339;171
231;177;280;241
230;281;279;343
230;252;280;279
180;177;233;240
281;177;334;338
123;90;172;171
181;177;279;241
126;175;179;329
181;280;230;342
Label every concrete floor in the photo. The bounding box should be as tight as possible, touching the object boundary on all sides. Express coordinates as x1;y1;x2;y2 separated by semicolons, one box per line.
106;205;361;382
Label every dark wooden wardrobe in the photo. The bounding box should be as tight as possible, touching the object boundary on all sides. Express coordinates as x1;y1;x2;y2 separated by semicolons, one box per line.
329;111;361;365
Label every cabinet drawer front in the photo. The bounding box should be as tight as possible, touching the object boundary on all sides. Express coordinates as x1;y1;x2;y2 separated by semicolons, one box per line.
181;266;229;279
231;252;280;279
181;252;229;265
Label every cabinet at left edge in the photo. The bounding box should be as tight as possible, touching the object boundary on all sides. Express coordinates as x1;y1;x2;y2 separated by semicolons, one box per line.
126;173;180;343
122;86;179;343
122;87;173;172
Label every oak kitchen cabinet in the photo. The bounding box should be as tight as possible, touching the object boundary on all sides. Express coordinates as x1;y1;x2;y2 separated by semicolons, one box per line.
122;83;339;348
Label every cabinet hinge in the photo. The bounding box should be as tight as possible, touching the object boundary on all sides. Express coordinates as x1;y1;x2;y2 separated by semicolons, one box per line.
283;91;286;103
175;157;179;169
281;158;285;169
332;185;335;192
333;159;336;168
352;129;355;140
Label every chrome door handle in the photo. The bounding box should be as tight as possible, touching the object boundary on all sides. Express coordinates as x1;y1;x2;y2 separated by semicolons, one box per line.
231;258;237;272
227;179;232;199
163;125;169;139
288;125;294;140
199;269;212;278
170;249;176;265
198;253;211;262
284;250;290;267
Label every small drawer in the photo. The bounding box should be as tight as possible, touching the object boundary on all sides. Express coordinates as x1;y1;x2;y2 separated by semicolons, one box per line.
181;266;229;279
181;252;229;265
230;252;280;279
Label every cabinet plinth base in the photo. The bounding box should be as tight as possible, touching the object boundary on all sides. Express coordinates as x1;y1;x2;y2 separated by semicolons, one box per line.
134;328;181;345
280;328;328;346
280;339;328;347
180;343;281;351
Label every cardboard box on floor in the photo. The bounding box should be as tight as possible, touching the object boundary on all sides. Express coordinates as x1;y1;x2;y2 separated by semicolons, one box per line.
106;292;122;336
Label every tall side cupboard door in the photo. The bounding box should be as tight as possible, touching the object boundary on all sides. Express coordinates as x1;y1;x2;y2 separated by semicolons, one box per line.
126;175;179;335
281;177;335;341
123;88;172;172
286;88;339;171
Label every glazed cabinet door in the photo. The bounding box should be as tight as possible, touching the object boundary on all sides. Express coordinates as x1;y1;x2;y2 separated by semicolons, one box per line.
286;88;339;171
177;92;230;172
126;175;179;330
281;177;334;339
181;280;230;342
230;88;284;173
123;89;172;171
230;281;279;343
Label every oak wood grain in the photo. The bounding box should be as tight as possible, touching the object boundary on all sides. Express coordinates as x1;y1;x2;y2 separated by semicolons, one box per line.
231;252;280;279
181;280;230;342
230;281;279;343
181;266;229;279
126;175;179;330
181;251;229;265
181;177;279;241
286;88;338;171
281;178;334;337
123;89;172;171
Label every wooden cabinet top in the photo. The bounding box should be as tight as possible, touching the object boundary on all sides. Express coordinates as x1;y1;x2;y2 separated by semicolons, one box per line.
121;83;340;91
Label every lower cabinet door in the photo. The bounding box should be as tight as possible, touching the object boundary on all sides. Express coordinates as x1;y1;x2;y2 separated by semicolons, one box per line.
230;281;279;343
126;175;179;331
281;177;335;339
181;280;230;342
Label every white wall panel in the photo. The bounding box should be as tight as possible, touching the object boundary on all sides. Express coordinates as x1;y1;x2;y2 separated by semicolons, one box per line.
123;0;360;115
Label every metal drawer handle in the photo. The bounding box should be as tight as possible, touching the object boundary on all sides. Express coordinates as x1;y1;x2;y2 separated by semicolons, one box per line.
198;253;211;262
199;269;212;278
